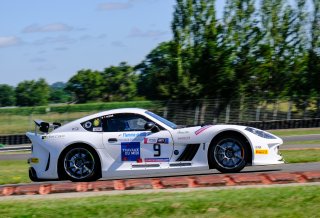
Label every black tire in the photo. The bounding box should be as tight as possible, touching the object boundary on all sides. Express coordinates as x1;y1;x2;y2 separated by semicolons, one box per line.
208;134;248;173
29;167;40;182
59;145;101;182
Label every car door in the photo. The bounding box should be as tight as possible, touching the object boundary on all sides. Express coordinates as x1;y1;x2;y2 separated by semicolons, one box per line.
102;113;173;166
141;130;174;163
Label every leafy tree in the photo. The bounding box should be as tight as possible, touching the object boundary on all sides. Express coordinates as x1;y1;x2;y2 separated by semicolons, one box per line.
49;82;72;103
285;0;310;110
171;0;202;99
102;62;137;101
256;0;300;99
308;0;320;114
223;0;262;98
65;70;103;103
15;78;50;106
136;42;176;99
0;84;16;107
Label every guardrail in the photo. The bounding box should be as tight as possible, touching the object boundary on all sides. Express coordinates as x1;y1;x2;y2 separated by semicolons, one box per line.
0;135;30;145
233;118;320;130
0;145;31;152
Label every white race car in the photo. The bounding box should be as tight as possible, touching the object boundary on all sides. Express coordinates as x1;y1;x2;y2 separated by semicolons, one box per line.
26;108;284;182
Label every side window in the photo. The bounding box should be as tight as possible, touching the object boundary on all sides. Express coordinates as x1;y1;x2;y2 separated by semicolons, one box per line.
102;113;151;132
81;117;102;132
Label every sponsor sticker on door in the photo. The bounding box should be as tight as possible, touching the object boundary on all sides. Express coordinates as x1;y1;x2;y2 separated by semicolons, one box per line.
121;142;140;161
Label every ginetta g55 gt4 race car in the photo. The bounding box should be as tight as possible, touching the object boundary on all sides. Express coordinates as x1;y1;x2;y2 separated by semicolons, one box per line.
26;108;284;182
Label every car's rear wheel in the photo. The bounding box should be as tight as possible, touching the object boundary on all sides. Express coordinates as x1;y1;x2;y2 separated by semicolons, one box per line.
60;145;100;182
209;134;248;173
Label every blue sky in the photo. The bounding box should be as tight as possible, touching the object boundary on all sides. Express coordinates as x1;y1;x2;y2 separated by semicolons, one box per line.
0;0;224;86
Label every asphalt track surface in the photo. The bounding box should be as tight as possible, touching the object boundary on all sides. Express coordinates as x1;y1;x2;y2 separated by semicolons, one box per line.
282;134;320;142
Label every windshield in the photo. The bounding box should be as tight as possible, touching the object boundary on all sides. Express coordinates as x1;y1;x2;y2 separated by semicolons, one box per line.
145;111;177;129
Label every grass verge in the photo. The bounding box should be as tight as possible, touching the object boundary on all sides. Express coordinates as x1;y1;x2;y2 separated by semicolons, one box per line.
0;160;29;185
1;185;320;217
281;149;320;163
269;128;320;137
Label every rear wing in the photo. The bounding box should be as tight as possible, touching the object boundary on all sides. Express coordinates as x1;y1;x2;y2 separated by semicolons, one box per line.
34;120;61;134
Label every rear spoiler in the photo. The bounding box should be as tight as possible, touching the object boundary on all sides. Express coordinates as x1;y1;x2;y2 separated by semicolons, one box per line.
34;120;61;134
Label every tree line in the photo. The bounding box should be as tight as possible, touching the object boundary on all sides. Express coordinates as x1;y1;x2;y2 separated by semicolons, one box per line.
1;0;320;112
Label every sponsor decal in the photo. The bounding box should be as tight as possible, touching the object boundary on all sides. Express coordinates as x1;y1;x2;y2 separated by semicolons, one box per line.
122;132;150;138
255;149;268;154
121;142;140;161
177;130;189;134
43;134;65;140
93;118;101;127
195;125;213;135
144;138;169;144
93;127;102;132
72;127;79;131
157;138;169;144
102;114;114;119
145;158;169;162
84;121;92;129
144;138;157;144
177;136;191;140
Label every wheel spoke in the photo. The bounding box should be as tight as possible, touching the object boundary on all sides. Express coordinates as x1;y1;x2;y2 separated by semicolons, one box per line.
84;165;91;174
217;145;226;151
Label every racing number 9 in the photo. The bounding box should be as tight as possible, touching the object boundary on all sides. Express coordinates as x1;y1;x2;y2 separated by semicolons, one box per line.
153;144;161;157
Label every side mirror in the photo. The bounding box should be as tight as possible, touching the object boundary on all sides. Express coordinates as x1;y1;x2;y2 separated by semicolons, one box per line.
144;122;160;133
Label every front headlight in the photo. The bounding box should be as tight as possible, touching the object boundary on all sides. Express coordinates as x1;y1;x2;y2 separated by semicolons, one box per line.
245;127;277;139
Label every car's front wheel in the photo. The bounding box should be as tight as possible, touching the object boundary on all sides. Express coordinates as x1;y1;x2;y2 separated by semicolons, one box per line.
59;145;100;182
208;134;248;173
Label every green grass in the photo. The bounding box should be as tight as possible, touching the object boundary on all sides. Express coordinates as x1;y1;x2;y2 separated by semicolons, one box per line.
0;160;29;185
281;149;320;163
269;128;320;136
0;101;160;115
0;112;95;134
1;186;320;217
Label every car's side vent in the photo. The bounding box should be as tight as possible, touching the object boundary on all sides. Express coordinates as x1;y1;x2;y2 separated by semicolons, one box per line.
45;153;50;171
176;144;200;161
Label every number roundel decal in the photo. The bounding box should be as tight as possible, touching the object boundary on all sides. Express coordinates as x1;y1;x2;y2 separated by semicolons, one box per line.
84;121;92;129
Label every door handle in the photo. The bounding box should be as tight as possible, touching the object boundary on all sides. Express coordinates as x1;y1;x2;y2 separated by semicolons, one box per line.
108;138;118;143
